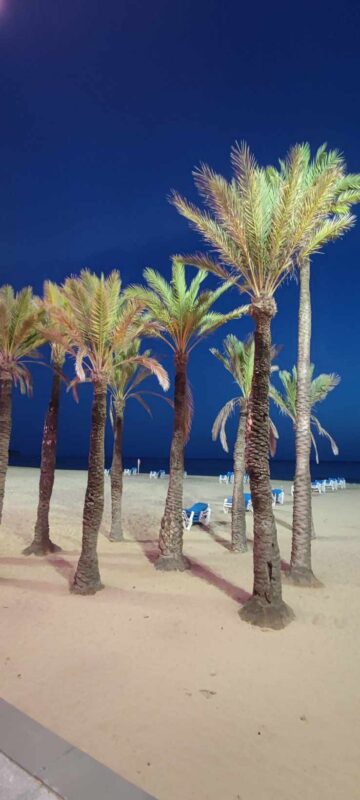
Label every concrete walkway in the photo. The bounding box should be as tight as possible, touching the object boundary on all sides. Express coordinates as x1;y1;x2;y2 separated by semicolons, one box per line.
0;753;60;799
0;699;155;800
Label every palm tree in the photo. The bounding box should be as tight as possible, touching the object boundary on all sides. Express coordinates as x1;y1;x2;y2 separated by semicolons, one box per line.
269;145;360;585
211;334;278;552
270;365;340;540
23;281;69;556
127;259;246;571
0;285;43;523
171;142;355;628
109;339;170;542
45;270;167;594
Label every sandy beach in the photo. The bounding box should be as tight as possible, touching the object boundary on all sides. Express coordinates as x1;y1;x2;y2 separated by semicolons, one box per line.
0;467;359;800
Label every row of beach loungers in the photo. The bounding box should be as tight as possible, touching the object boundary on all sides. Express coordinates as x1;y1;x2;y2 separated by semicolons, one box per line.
185;476;347;530
103;469;347;531
292;478;347;495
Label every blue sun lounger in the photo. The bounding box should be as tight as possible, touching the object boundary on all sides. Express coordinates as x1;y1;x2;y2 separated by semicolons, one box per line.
223;492;253;513
224;490;277;512
182;502;211;530
272;488;284;504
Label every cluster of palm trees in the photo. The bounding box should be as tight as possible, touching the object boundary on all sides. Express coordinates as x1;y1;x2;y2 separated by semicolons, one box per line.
1;141;359;628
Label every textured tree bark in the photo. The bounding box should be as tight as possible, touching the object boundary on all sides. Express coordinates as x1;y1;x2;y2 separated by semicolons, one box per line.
109;406;124;541
239;298;294;629
0;376;12;524
290;259;321;586
72;381;107;594
23;370;62;555
231;409;247;552
155;352;189;571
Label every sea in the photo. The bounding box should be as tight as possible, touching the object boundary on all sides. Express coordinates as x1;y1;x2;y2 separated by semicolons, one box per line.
8;453;360;483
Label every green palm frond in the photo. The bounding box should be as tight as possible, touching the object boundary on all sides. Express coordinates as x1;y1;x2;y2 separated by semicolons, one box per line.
310;372;340;405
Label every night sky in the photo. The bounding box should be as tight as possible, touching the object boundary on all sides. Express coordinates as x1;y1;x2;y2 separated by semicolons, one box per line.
1;0;360;465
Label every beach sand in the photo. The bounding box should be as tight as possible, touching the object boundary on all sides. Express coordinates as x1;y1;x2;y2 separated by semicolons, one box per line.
0;467;359;800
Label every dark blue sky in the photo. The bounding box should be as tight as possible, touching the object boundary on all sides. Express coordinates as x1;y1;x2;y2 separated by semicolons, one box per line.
1;0;360;464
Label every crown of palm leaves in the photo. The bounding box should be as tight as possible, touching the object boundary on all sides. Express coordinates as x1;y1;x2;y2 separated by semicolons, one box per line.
270;365;340;462
110;338;171;418
211;334;279;452
0;285;44;394
126;259;248;354
171;142;360;298
43;270;166;388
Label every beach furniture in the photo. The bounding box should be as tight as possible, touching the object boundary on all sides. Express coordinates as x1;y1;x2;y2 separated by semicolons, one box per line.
272;488;284;504
123;468;131;476
104;468;111;477
183;502;211;530
336;477;346;489
130;467;137;475
311;481;323;494
223;492;253;513
321;479;336;492
291;481;322;496
219;473;229;483
158;469;166;478
227;471;234;483
149;470;158;479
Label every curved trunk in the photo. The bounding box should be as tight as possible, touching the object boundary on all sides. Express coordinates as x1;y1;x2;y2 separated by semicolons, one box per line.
72;381;107;594
155;352;189;571
291;259;320;586
231;410;247;552
109;407;124;541
23;370;62;555
0;377;12;524
239;299;294;629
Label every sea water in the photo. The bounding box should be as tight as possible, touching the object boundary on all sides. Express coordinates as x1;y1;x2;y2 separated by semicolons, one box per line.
9;453;360;483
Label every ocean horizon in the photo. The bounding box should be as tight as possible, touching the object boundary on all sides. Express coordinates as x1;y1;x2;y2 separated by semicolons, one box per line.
8;453;360;483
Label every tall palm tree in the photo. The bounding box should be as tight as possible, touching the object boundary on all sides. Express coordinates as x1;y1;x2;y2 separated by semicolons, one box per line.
269;145;360;585
270;365;340;539
171;142;354;628
211;335;278;552
23;281;69;556
127;259;246;571
0;285;43;523
109;339;170;542
45;270;166;594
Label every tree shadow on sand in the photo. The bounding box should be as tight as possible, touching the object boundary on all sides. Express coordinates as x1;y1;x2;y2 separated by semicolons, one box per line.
0;554;75;590
133;536;251;606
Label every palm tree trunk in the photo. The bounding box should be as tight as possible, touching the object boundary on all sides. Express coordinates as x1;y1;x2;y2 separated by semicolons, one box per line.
109;408;124;541
290;258;321;586
0;376;12;524
155;352;189;571
23;370;62;555
231;410;247;552
239;298;294;629
72;381;107;594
